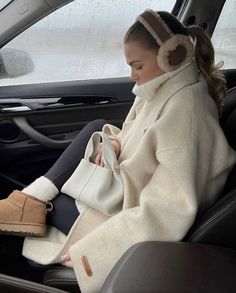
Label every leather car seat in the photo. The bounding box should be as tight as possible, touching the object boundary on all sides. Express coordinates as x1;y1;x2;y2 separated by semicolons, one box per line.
0;273;67;293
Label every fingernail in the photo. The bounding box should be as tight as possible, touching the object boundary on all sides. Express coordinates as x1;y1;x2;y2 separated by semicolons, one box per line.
61;255;65;262
61;254;69;262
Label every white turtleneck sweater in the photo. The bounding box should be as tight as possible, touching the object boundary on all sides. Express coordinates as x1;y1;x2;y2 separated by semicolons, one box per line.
23;60;236;293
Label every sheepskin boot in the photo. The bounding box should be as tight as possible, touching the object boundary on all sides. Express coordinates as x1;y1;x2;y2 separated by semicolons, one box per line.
0;190;52;237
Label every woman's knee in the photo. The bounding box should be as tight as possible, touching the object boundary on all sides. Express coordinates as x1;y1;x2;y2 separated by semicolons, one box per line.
86;119;107;131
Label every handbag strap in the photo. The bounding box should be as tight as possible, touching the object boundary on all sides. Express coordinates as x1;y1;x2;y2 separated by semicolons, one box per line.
84;131;118;168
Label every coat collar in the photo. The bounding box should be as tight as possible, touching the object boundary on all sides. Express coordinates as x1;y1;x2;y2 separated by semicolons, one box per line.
132;59;199;103
138;60;200;132
132;69;177;102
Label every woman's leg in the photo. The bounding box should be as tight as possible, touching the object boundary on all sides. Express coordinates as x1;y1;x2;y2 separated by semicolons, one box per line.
0;119;107;236
45;119;107;189
23;119;107;201
27;119;108;234
46;193;79;235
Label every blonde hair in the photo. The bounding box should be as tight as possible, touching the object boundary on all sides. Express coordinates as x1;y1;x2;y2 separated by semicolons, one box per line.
124;21;159;51
124;12;226;113
187;25;226;112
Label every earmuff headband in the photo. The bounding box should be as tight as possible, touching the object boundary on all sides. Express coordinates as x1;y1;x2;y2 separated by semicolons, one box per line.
137;10;173;45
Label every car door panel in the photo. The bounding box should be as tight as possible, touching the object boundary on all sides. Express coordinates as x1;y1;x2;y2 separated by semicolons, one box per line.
0;77;134;193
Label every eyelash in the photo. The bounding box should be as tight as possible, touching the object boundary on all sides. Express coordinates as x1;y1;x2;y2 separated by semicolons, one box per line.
136;65;143;70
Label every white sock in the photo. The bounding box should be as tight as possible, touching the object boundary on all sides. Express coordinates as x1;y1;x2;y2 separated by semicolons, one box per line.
23;176;59;202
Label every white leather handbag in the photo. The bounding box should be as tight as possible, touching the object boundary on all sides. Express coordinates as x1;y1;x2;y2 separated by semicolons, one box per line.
61;131;123;216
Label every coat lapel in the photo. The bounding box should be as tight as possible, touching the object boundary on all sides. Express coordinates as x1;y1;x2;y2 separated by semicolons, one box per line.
143;61;200;132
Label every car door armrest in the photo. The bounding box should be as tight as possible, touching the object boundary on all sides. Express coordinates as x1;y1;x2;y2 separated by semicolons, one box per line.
101;241;236;293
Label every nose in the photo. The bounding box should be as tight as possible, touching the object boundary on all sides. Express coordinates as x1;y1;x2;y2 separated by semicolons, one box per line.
129;69;138;82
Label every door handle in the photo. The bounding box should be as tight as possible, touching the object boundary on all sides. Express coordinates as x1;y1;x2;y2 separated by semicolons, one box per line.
13;117;71;149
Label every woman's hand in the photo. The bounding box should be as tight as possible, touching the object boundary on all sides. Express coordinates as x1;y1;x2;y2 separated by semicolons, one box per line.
111;139;121;158
61;253;73;268
95;139;121;167
95;143;104;166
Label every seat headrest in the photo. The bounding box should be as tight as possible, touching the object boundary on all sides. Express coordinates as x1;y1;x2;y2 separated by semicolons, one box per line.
220;87;236;151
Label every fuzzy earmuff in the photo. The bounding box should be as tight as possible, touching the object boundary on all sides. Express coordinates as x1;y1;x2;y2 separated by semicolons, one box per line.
137;10;195;72
157;34;195;72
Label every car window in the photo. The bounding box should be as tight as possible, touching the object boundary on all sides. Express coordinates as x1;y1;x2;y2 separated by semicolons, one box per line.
212;0;236;69
0;0;12;10
0;0;175;86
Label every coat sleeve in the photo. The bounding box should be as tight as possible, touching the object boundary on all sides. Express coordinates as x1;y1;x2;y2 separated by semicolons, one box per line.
69;146;199;293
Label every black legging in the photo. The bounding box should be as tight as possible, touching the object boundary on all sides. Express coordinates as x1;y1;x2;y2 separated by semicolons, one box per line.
46;119;107;235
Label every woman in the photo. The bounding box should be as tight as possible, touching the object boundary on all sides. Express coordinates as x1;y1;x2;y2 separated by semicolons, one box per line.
0;10;235;292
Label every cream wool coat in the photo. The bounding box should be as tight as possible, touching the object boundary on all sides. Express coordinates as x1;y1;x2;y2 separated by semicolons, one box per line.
23;61;236;293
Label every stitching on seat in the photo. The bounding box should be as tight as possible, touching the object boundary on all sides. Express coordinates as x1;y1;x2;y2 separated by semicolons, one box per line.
188;200;236;241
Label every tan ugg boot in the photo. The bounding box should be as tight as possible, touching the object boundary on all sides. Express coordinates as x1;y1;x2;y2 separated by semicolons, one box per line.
0;190;52;237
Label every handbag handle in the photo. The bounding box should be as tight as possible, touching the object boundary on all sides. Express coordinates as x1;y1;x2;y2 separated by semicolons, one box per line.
84;132;118;169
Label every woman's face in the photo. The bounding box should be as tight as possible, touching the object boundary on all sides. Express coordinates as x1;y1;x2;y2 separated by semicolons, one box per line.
124;41;165;85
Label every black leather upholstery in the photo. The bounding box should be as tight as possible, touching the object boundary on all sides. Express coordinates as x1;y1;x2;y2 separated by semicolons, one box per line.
221;87;236;150
0;273;67;292
43;267;79;293
184;165;236;248
221;87;236;153
101;241;236;293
